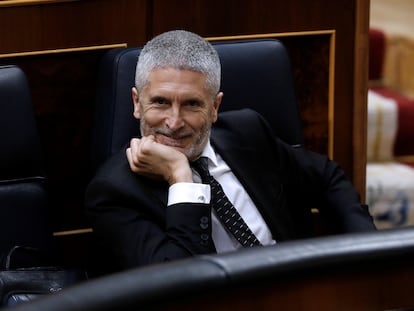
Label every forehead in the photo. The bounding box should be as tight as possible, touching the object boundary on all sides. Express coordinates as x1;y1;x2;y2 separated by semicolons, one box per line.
145;68;209;96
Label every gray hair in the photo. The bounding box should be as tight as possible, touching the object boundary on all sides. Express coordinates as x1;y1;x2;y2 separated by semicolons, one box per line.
135;30;221;98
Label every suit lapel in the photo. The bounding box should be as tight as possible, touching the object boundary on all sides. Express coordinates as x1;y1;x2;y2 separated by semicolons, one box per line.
210;126;288;240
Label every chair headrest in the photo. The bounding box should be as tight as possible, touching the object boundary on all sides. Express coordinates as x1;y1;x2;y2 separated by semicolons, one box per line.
0;65;44;180
213;39;303;145
92;39;303;170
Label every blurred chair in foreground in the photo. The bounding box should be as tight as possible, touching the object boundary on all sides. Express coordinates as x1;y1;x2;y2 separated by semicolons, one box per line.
7;227;414;311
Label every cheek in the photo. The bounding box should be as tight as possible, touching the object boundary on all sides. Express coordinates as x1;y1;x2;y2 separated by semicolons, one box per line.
142;109;165;126
186;113;211;130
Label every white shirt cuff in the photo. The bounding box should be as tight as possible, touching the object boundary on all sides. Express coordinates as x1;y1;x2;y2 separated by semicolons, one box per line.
168;182;211;206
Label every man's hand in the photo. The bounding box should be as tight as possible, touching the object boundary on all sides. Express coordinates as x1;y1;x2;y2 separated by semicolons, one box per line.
126;135;193;185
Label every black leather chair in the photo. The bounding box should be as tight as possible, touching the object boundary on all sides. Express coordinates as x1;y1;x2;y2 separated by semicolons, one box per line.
0;65;52;258
86;39;309;276
8;227;414;311
86;38;324;276
90;39;303;171
0;65;89;307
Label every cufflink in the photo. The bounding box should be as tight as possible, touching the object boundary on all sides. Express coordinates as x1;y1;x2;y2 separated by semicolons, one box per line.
197;195;206;203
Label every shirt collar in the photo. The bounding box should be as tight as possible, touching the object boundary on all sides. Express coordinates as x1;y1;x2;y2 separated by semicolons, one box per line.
200;140;218;168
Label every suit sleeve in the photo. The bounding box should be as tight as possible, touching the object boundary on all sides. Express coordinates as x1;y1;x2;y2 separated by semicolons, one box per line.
85;152;216;272
275;135;377;233
254;111;376;233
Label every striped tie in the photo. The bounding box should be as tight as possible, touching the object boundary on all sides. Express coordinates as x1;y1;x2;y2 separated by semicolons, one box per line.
191;157;262;248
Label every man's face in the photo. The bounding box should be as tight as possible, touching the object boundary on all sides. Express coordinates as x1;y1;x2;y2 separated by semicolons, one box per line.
132;68;222;161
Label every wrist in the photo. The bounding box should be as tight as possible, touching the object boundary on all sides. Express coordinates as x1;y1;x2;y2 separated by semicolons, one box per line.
167;161;193;185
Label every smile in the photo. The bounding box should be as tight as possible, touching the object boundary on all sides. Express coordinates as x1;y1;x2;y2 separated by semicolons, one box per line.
156;134;190;147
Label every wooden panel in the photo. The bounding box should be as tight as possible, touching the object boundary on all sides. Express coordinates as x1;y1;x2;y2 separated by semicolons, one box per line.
281;33;332;156
0;0;147;53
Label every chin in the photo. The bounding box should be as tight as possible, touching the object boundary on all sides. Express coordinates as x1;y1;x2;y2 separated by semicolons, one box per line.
161;144;189;156
170;146;187;154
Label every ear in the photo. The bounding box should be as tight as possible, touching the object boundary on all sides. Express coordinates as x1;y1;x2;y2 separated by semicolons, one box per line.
211;92;223;123
132;87;141;119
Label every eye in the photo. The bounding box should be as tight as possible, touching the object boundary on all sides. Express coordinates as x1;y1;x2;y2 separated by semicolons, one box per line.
185;100;202;107
151;97;168;105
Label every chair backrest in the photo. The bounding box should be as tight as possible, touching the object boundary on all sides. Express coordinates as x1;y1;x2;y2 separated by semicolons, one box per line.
91;39;303;170
9;227;414;311
0;65;51;257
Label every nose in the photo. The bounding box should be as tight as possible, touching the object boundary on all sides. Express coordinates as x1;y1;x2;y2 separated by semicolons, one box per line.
165;105;184;131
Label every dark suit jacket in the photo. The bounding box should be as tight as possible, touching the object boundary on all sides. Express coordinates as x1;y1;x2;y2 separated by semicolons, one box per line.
86;109;376;272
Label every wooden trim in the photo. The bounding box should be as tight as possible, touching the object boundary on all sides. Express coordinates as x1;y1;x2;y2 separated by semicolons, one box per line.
328;31;336;159
206;30;336;41
206;30;336;159
0;43;128;59
53;228;93;237
368;79;385;88
0;0;78;7
353;0;370;201
395;155;414;163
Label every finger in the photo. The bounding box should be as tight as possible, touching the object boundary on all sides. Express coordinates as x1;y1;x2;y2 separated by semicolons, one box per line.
129;138;141;154
139;136;157;155
126;147;132;163
132;138;148;165
129;138;146;166
126;147;139;173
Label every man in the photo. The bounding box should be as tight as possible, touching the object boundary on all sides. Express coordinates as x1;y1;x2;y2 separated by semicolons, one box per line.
86;30;375;273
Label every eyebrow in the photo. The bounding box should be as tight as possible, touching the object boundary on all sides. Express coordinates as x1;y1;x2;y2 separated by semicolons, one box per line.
149;94;205;103
149;95;169;102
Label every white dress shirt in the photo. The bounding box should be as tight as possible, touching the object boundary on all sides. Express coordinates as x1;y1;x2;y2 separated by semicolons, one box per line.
168;141;276;253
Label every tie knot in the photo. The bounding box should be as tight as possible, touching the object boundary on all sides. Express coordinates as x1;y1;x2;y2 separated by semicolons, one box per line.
191;157;210;183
